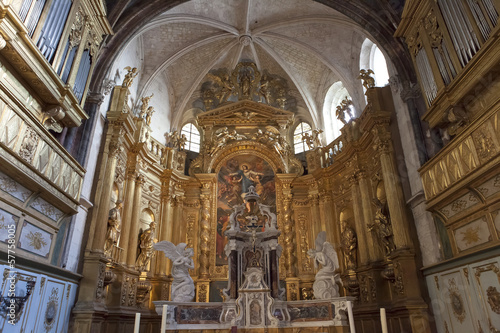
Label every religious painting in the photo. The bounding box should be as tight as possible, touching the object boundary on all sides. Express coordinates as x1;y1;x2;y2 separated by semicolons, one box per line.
217;155;275;265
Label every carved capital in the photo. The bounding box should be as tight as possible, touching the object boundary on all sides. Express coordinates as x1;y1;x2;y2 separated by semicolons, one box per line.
108;140;123;157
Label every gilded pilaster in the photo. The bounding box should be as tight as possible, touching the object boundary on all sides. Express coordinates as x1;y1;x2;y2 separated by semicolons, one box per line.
307;178;321;239
119;159;137;264
126;173;146;267
374;132;411;250
358;171;382;260
158;170;173;276
92;139;123;252
347;170;371;264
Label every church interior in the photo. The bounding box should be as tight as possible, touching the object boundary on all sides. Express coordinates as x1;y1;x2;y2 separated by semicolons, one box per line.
0;0;499;332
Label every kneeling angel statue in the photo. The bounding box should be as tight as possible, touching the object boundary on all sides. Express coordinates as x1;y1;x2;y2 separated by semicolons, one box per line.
308;231;341;299
154;241;195;302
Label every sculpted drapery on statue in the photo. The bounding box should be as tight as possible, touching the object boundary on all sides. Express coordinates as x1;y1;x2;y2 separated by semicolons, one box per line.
154;241;195;302
136;221;157;271
308;231;341;299
340;219;357;270
369;198;396;256
104;201;123;256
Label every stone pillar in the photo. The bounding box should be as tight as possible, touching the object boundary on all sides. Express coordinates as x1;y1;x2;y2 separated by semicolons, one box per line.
349;174;370;264
126;173;146;267
358;171;382;260
375;134;412;250
119;166;136;264
91;139;122;252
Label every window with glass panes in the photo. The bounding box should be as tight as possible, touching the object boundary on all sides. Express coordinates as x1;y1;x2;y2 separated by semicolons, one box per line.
293;122;312;154
181;123;200;153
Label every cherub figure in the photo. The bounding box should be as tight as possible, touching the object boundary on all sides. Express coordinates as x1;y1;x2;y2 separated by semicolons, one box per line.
122;67;138;88
145;106;155;126
307;231;341;299
312;129;323;148
358;69;376;90
302;132;315;150
177;134;187;151
139;93;154;118
154;242;195;302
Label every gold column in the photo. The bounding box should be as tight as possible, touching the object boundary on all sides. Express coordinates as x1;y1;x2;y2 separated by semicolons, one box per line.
195;174;215;302
308;192;321;237
375;134;411;250
126;173;146;267
276;174;296;278
349;174;370;264
118;166;136;264
358;171;382;260
199;194;211;279
91;139;122;252
158;172;173;276
319;188;336;248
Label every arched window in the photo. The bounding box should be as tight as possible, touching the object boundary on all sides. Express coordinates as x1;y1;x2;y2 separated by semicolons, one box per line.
360;39;390;87
322;82;353;142
293;122;312;154
181;123;200;153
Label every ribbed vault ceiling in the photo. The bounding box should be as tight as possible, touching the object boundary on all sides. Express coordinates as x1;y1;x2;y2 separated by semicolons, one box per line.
104;0;397;137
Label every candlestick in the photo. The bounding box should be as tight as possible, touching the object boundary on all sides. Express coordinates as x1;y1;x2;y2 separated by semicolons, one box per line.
160;305;167;332
346;300;356;333
380;308;388;333
134;313;140;333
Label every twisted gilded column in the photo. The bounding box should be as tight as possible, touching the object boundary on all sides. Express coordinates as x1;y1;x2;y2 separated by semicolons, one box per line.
196;174;215;279
126;173;146;267
199;194;211;278
276;174;296;278
374;132;411;250
91;139;123;252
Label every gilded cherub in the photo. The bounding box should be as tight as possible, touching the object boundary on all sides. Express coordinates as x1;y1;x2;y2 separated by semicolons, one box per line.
122;66;138;88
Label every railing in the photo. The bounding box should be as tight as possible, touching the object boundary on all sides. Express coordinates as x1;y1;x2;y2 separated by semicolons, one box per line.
321;137;344;168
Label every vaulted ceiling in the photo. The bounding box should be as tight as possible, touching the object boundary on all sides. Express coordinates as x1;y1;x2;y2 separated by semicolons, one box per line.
94;0;411;141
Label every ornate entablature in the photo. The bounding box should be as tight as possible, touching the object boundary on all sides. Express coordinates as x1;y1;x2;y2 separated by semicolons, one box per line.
190;100;303;176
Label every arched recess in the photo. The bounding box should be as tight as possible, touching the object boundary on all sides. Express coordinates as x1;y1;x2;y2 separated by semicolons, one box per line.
212;143;286;176
139;208;155;234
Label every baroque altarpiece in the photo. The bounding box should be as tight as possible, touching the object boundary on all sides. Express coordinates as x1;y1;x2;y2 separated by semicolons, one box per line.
72;63;430;333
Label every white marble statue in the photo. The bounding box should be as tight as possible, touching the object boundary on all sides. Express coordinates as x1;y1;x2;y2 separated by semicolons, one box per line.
154;241;195;302
307;231;341;299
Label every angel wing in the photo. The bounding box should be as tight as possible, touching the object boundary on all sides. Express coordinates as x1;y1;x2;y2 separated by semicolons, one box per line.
153;241;182;261
322;241;340;270
315;231;327;252
124;66;133;71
